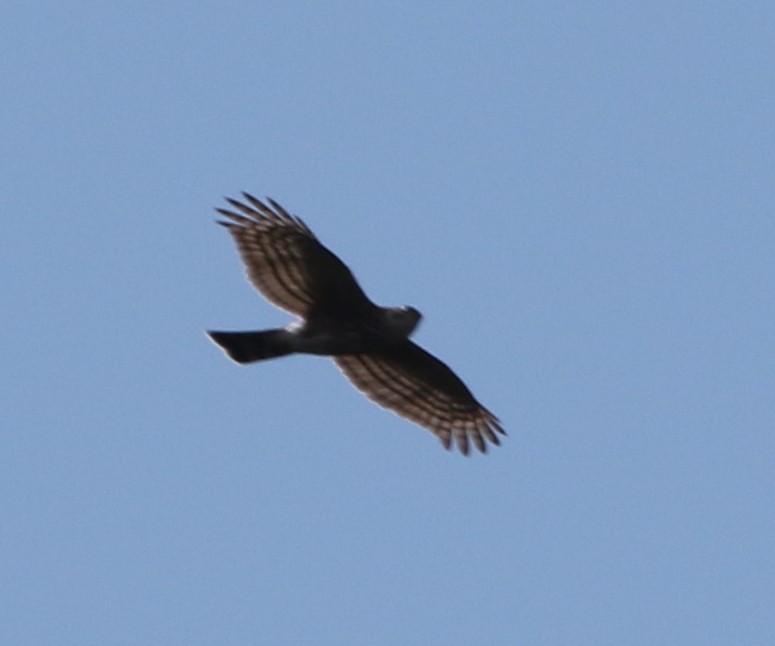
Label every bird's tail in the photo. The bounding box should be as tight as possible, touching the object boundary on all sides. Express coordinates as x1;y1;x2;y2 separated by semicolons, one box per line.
207;329;295;364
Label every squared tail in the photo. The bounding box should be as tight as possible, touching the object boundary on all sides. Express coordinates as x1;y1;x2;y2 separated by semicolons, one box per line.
207;330;294;363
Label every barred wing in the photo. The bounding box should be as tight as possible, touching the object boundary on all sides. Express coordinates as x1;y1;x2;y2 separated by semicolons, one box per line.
335;341;505;455
216;194;373;317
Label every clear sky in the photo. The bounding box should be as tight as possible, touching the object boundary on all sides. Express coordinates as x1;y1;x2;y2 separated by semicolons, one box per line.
3;2;774;644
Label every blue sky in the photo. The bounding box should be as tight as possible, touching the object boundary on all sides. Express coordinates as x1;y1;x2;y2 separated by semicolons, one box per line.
3;2;774;644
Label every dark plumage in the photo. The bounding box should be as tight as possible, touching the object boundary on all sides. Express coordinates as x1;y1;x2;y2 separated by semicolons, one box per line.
208;194;504;454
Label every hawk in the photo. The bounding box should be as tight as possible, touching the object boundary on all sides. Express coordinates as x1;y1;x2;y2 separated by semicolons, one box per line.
207;193;505;454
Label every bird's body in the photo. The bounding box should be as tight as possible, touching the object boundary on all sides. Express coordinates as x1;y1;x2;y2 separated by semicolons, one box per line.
209;305;418;361
208;193;504;454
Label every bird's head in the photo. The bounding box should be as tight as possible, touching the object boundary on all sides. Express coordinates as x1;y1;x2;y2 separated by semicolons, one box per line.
385;305;422;338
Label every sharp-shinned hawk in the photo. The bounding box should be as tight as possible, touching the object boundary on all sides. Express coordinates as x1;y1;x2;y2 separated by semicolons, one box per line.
207;193;505;455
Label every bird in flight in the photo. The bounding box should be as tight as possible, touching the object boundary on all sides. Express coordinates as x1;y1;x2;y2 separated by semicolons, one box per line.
207;193;505;454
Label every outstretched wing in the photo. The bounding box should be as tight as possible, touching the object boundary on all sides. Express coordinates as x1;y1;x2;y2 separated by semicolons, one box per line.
216;194;373;317
334;341;505;455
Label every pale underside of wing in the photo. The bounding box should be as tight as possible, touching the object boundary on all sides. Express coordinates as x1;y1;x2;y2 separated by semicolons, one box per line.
216;194;373;318
334;341;505;455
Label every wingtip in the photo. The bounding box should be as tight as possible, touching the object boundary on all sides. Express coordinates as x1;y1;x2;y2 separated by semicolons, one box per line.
241;191;269;212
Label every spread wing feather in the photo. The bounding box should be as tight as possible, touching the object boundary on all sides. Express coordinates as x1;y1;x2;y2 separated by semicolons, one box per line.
335;341;505;455
216;194;373;317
